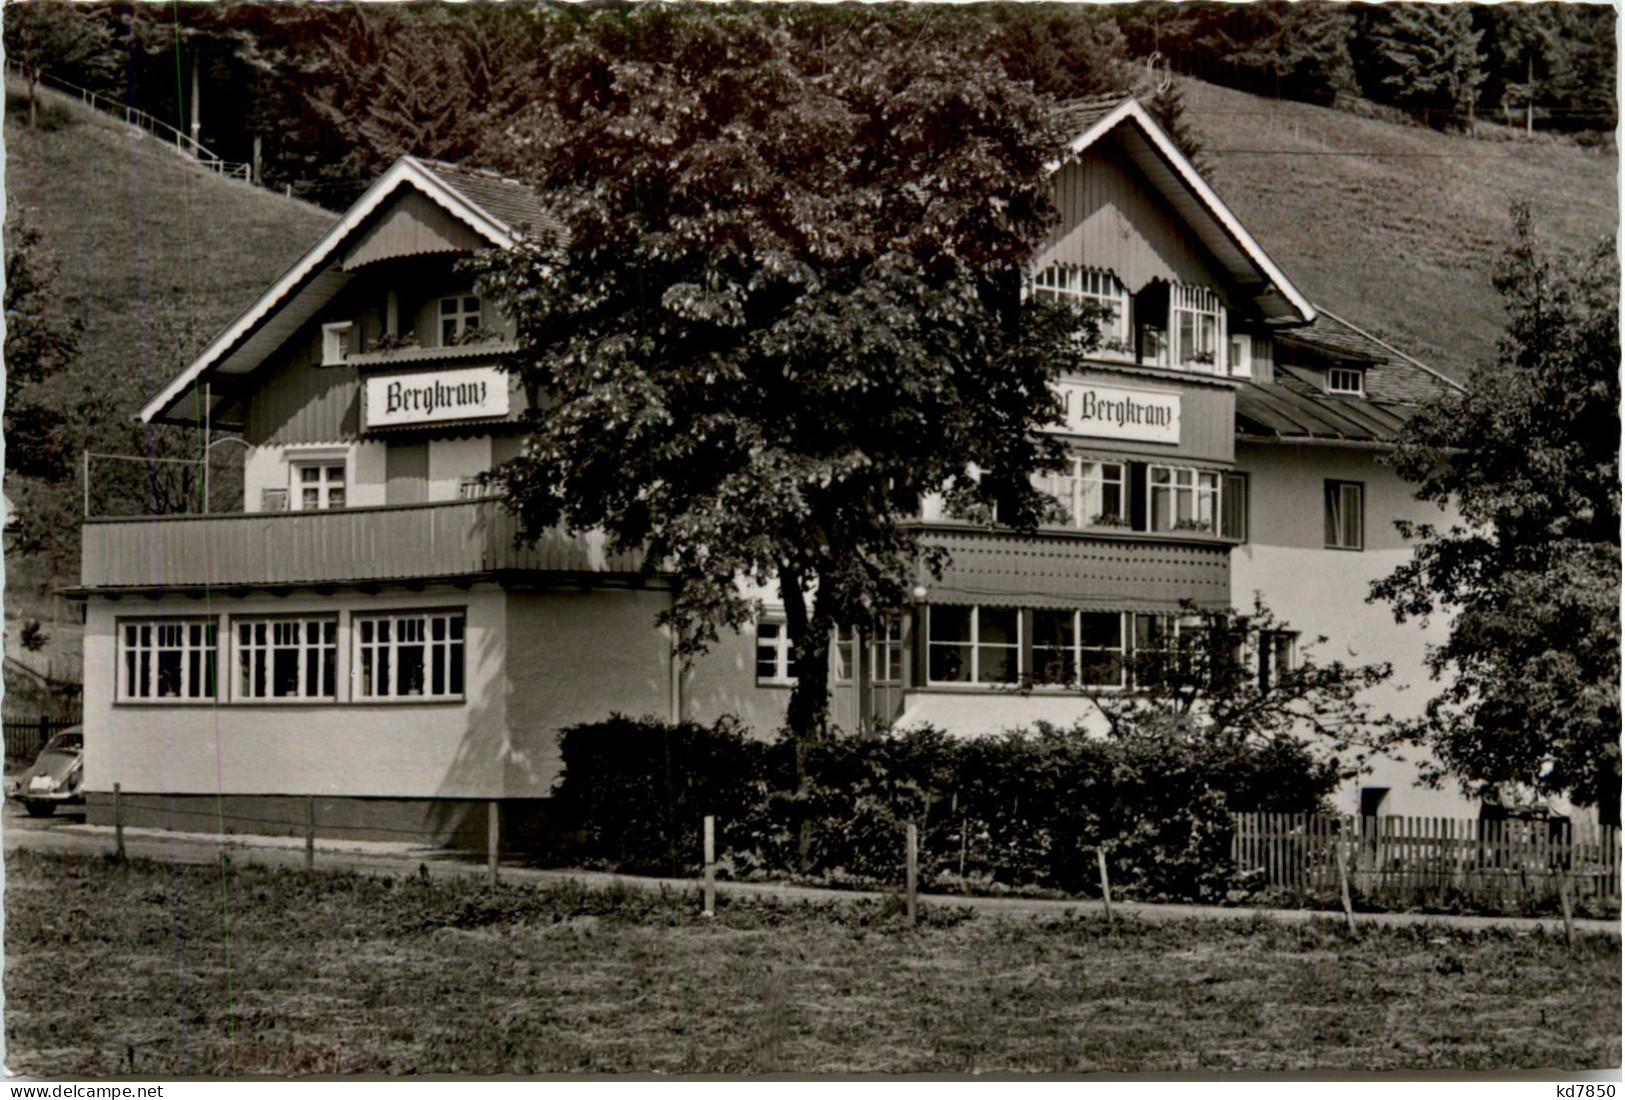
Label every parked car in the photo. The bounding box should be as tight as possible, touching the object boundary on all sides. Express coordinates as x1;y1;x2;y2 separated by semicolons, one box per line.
9;727;83;816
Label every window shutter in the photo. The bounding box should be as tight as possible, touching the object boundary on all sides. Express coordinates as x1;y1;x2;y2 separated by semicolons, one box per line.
1129;463;1148;531
1221;474;1248;542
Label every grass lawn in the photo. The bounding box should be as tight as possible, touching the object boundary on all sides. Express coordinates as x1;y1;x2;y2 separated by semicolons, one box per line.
4;850;1618;1076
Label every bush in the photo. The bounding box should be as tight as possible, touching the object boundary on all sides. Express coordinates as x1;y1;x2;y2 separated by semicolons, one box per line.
538;716;1337;903
542;714;772;877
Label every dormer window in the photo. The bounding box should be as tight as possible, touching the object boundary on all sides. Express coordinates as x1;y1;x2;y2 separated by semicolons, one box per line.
1327;367;1364;396
439;295;482;346
1033;265;1131;355
321;321;353;366
1171;285;1224;373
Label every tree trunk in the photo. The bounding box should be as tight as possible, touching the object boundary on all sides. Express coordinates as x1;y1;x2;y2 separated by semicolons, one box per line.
190;51;201;153
780;568;832;872
28;74;38;131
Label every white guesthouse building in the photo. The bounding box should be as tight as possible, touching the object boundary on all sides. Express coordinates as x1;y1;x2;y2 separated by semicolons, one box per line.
77;98;1519;846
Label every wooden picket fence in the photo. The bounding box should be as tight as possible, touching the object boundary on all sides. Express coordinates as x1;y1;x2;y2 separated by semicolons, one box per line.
1231;812;1621;909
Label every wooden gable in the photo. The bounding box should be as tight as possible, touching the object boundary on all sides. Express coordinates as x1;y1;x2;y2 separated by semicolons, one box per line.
342;189;490;271
1037;141;1233;307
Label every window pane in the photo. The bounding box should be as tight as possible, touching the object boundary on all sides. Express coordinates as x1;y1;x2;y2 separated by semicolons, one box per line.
928;643;973;683
273;649;300;697
1080;612;1122;648
398;645;425;695
980;645;1018;684
977;608;1018;646
929;606;972;644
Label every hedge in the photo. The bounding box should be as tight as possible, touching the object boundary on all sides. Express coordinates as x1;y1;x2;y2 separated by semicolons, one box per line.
536;715;1338;902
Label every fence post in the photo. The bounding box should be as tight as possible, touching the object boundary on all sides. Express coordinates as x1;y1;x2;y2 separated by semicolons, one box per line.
1335;831;1357;937
1558;866;1575;952
905;822;918;927
487;800;500;886
1097;847;1115;925
113;782;125;861
305;795;316;872
36;715;49;754
702;814;716;918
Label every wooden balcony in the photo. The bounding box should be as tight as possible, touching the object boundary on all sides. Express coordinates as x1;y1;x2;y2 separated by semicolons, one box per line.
918;524;1231;612
78;499;647;593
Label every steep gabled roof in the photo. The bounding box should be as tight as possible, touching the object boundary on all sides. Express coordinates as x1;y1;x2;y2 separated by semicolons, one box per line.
1060;97;1315;327
140;156;546;427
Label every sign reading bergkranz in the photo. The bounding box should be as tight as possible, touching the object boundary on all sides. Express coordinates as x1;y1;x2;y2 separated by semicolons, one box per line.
365;366;510;429
1050;379;1181;444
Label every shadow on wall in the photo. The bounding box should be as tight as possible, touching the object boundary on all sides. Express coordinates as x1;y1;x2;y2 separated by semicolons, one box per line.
429;597;512;851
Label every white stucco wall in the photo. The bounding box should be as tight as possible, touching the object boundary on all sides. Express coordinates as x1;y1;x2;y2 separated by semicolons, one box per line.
1235;441;1467;817
82;585;511;798
241;442;387;512
427;436;493;502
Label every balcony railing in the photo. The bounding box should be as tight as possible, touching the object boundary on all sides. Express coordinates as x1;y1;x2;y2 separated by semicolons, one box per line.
79;499;646;592
917;524;1231;612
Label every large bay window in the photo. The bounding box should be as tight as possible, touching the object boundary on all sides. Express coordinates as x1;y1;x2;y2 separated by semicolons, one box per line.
1033;265;1132;354
120;619;218;702
354;610;465;699
236;617;337;701
927;606;1020;685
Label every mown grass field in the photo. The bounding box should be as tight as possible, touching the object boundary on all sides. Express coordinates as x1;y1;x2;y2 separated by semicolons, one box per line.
4;849;1618;1076
1189;79;1618;385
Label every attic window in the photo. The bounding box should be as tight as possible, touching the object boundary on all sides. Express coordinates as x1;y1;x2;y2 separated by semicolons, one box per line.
321;322;353;366
1327;367;1364;396
440;295;482;346
1032;265;1131;353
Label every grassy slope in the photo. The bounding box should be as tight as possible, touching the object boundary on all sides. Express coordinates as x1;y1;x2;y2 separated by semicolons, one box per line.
4;80;337;422
4;851;1619;1075
2;83;336;693
1187;78;1619;384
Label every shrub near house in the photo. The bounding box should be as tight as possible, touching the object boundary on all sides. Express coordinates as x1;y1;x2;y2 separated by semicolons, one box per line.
540;715;1336;903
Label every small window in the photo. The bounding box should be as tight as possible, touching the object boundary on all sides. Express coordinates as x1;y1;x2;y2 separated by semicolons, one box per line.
260;488;289;513
458;476;494;501
833;625;857;684
354;611;465;699
1228;333;1253;379
119;619;218;702
1220;473;1248;542
1324;480;1364;550
755;620;793;684
440;295;482;346
321;321;353;366
1327;367;1364;395
869;619;904;685
292;462;347;511
236;617;338;701
1171;285;1225;372
1258;629;1299;691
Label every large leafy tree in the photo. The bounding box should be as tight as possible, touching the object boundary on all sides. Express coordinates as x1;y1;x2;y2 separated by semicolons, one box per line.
3;0;116;131
471;10;1092;759
1372;206;1620;821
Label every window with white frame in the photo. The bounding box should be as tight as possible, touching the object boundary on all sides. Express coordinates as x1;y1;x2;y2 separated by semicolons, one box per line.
1037;458;1127;529
439;295;482;345
321;321;353;366
1228;333;1253;379
1032;265;1132;352
292;461;347;511
1327;367;1364;395
354;611;465;699
1324;480;1365;550
869;619;904;685
927;606;1020;685
236;617;338;700
833;625;857;684
1032;610;1127;688
458;475;495;501
119;619;218;701
755;620;793;684
1149;465;1221;534
1171;285;1225;372
1257;630;1300;691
